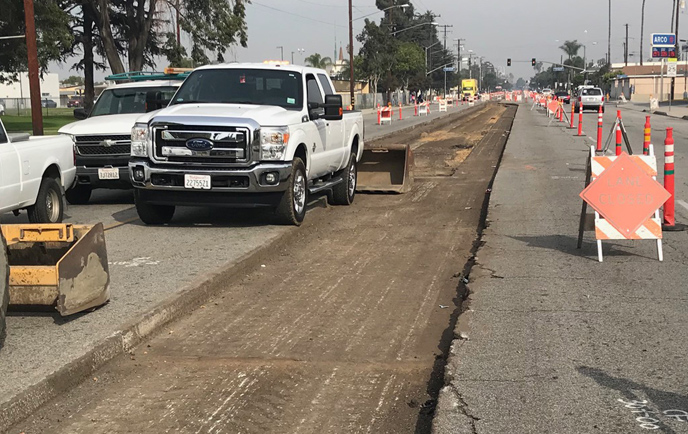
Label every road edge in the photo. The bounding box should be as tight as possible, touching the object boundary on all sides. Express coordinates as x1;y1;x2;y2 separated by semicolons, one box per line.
431;103;519;434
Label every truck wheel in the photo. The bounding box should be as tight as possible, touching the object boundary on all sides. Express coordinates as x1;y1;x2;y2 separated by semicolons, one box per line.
27;177;64;223
330;153;357;205
0;230;9;348
275;158;307;226
134;190;175;225
66;184;92;205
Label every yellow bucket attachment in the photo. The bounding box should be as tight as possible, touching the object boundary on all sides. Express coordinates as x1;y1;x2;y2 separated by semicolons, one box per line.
2;223;110;316
356;144;414;194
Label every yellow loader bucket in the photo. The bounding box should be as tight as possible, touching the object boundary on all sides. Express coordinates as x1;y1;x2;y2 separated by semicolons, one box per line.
2;223;110;316
356;144;414;193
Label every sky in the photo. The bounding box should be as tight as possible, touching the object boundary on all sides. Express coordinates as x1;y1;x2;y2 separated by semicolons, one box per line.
54;0;686;83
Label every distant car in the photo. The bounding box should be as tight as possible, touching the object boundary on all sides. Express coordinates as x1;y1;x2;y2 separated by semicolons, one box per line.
555;91;571;104
67;97;83;108
542;88;553;96
0;102;4;116
575;87;604;112
41;99;57;108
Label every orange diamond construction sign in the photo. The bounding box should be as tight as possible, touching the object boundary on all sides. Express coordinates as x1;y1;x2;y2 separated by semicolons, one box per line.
580;152;671;237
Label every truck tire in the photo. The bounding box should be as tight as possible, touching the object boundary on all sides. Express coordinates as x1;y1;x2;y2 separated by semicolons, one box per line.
66;184;92;205
134;190;175;225
275;158;307;226
27;177;64;223
0;230;9;348
330;153;357;206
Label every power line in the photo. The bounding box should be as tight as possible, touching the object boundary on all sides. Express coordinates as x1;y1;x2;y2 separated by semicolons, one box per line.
252;2;346;28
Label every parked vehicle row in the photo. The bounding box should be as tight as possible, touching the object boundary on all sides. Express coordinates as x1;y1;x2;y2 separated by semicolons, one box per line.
3;63;363;227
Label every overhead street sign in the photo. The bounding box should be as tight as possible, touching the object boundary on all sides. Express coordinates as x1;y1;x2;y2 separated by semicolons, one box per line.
580;153;670;236
652;47;677;58
443;67;455;72
553;66;564;72
652;33;676;48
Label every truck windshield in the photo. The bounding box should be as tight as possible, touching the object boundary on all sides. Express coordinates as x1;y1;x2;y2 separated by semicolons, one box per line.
90;86;178;117
463;87;474;91
171;69;303;110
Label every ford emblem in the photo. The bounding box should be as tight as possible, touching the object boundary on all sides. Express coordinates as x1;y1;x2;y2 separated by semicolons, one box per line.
186;138;214;151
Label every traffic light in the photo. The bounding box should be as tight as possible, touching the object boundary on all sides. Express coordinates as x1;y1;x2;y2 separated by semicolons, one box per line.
531;58;536;66
507;58;512;66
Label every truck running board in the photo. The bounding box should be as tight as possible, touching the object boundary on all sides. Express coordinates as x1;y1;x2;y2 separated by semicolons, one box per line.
308;177;344;195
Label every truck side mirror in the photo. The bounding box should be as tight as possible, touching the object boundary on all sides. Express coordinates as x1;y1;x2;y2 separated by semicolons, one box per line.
74;108;88;120
322;94;343;121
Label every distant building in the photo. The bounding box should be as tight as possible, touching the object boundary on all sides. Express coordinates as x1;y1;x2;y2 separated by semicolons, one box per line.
610;62;688;103
0;72;61;107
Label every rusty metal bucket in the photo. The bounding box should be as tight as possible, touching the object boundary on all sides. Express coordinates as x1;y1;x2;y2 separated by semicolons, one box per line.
2;223;110;316
356;144;414;194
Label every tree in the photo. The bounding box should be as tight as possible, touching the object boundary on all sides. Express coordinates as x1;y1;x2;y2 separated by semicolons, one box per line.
357;19;396;104
515;77;526;90
93;0;249;74
395;42;424;89
560;40;583;60
0;0;73;82
61;75;85;86
304;53;332;69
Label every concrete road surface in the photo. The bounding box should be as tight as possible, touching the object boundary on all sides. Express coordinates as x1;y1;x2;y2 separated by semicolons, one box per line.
434;102;688;433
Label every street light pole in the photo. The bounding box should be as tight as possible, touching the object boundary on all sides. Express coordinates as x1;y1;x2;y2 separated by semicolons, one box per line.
277;46;284;61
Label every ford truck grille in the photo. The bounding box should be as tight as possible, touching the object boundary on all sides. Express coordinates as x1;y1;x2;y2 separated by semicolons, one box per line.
75;135;131;156
153;125;250;164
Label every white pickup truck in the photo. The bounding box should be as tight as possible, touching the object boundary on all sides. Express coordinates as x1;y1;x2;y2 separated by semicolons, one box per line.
129;63;364;225
0;119;76;223
58;78;182;204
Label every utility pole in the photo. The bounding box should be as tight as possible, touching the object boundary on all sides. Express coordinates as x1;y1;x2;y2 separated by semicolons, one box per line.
291;51;294;64
608;0;612;65
624;23;629;66
277;46;284;61
455;38;465;77
23;0;43;135
348;0;355;109
671;0;681;102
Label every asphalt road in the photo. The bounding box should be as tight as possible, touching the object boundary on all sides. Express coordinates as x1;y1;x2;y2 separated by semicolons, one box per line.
433;102;688;433
8;103;514;433
0;100;482;431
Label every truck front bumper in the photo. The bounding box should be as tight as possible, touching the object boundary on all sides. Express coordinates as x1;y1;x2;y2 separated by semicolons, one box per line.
74;166;132;190
128;160;293;207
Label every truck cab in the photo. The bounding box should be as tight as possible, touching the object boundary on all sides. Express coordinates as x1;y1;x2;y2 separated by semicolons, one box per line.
58;75;184;204
129;63;364;226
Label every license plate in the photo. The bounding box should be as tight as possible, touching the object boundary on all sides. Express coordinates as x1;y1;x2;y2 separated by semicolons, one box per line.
184;174;211;190
98;168;120;180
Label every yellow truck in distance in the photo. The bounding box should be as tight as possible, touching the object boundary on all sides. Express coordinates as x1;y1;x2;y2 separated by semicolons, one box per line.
461;79;478;100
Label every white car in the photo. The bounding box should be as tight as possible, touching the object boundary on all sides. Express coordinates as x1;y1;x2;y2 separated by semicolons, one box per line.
129;63;364;226
59;79;182;204
0;119;76;223
0;102;5;116
542;88;553;96
575;87;605;112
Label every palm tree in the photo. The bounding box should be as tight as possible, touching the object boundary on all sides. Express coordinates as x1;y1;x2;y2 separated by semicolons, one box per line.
304;53;333;69
640;0;646;66
559;40;583;60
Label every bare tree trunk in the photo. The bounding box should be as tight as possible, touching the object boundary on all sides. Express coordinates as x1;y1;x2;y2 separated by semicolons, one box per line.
95;0;125;74
640;0;646;66
128;0;156;71
83;1;95;111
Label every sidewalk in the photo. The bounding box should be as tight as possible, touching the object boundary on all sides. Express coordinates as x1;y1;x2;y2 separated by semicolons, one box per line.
433;104;688;433
621;100;688;119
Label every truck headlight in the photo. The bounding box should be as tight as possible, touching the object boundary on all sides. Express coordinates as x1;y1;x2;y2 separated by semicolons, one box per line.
131;123;149;157
260;127;289;160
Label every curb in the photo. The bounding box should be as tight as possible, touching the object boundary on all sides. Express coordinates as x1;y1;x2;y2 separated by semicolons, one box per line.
0;106;479;432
